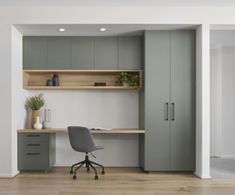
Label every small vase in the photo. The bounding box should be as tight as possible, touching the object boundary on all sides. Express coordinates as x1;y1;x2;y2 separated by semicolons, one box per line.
52;73;60;86
42;109;51;129
34;116;43;129
31;110;39;128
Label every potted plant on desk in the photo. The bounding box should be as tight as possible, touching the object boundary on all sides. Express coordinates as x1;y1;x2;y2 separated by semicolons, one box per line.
26;94;45;128
119;72;139;87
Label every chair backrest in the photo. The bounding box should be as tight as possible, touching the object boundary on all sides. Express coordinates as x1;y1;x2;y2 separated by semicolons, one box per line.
68;126;95;153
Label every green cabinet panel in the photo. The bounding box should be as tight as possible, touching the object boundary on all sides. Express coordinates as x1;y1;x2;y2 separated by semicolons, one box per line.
23;37;47;69
144;31;171;171
118;37;142;70
170;31;196;171
18;133;55;171
139;30;195;172
47;37;71;69
94;37;118;69
71;37;94;69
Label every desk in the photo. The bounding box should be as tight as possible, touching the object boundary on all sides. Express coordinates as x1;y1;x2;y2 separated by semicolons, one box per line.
17;128;145;171
17;128;145;134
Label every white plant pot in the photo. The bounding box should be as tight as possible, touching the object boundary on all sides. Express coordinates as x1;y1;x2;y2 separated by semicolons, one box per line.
122;82;129;87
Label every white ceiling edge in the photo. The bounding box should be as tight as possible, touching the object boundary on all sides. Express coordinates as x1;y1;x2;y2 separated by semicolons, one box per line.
2;0;235;7
14;24;198;36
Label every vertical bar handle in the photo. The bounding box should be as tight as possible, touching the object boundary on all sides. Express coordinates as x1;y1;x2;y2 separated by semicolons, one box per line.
171;103;175;121
165;103;169;121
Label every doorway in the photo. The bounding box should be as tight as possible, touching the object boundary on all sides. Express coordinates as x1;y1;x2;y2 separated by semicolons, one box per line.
210;29;235;179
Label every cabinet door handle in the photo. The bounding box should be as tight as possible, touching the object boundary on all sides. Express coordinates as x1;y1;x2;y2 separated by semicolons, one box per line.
27;152;40;155
165;103;169;121
27;144;40;146
171;103;175;121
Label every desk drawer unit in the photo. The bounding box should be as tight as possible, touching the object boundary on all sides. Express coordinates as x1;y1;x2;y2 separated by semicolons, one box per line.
18;133;55;171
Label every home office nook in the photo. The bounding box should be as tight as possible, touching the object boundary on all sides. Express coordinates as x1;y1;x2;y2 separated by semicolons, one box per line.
17;26;196;174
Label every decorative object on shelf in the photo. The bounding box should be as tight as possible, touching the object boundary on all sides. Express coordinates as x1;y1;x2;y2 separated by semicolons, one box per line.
43;109;51;129
119;72;139;87
34;116;43;129
25;93;45;128
46;79;53;86
94;82;106;86
52;73;60;86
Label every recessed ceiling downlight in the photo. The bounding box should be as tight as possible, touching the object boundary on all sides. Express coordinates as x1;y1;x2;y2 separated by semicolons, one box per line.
58;28;66;32
100;28;107;32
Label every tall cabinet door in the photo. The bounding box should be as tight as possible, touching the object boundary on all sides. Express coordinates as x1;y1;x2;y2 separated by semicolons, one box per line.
144;31;171;171
170;31;196;171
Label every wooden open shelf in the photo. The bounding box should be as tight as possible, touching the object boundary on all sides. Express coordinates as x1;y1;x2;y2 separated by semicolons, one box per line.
23;70;143;90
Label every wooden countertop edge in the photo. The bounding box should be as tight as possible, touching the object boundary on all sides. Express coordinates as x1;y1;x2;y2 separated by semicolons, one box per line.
17;128;145;134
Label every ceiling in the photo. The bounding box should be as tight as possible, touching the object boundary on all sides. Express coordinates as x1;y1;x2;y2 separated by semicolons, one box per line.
1;0;235;7
15;24;198;36
211;30;235;48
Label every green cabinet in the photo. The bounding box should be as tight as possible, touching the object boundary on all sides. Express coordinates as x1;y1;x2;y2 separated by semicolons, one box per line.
47;37;71;69
139;30;195;171
18;133;55;171
118;37;142;70
23;36;142;70
94;37;118;69
71;37;94;69
23;37;47;69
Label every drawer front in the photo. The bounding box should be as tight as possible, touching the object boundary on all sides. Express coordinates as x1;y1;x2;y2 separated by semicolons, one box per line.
19;133;49;142
21;141;49;152
18;150;49;171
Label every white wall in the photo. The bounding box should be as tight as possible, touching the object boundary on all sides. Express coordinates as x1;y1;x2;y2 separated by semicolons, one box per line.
27;91;139;166
0;5;220;178
11;27;27;176
195;25;210;178
210;48;222;157
221;47;235;157
211;47;235;158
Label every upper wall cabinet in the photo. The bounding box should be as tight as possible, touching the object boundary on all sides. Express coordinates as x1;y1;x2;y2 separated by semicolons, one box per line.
94;37;118;69
47;37;71;69
71;37;94;69
23;36;142;70
118;37;142;70
23;37;47;69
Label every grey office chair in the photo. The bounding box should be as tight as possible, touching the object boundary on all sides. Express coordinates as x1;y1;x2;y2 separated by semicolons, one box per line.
68;126;105;180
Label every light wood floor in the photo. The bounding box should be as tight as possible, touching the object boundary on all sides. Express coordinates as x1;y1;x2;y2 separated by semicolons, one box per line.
1;167;235;195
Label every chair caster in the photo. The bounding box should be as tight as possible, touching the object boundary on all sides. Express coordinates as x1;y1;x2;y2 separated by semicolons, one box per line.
94;175;98;180
87;168;90;172
102;170;105;175
73;175;77;180
70;170;73;174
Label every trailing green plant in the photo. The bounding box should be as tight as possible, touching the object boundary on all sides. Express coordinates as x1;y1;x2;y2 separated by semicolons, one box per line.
26;94;45;110
119;72;139;87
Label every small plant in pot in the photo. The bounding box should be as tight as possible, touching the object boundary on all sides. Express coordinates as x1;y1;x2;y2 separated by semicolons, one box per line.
26;94;45;128
119;72;139;87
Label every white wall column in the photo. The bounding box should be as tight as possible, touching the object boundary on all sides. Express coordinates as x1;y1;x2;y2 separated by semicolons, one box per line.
195;24;211;178
0;25;13;177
